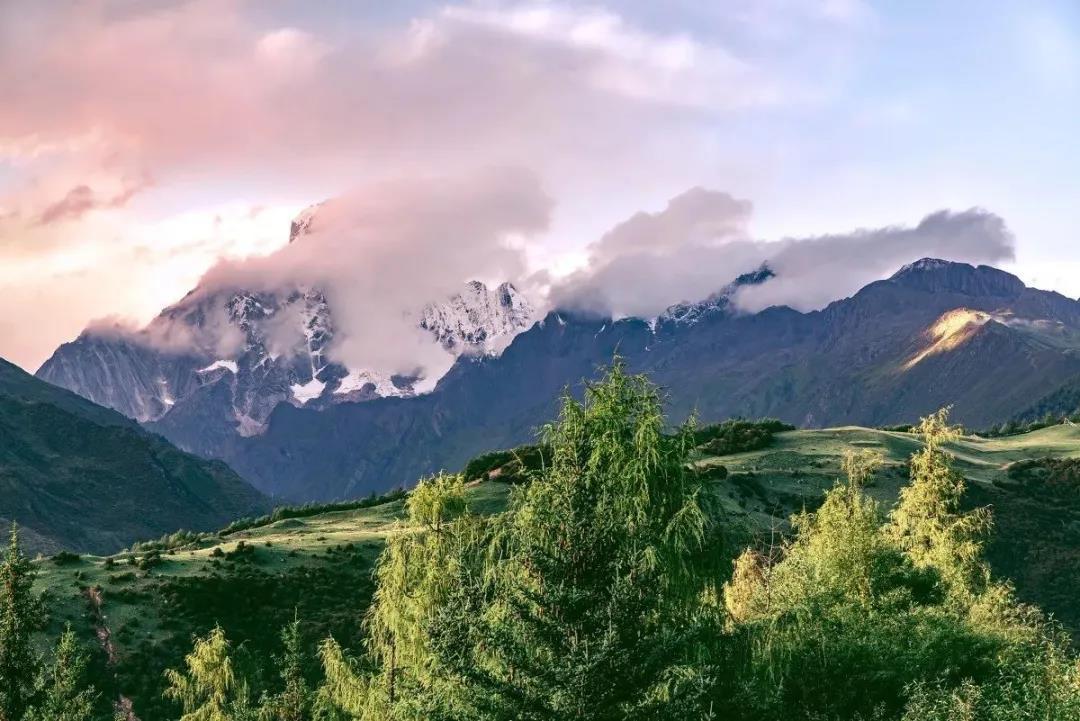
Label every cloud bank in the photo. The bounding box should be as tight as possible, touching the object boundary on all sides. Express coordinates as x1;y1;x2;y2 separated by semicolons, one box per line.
549;188;1017;319
173;167;551;378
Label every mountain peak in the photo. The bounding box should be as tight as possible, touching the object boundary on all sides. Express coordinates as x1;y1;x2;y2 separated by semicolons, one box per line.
889;258;1025;296
659;262;775;327
289;203;322;243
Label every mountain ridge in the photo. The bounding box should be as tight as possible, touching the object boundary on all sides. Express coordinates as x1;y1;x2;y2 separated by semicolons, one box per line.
0;357;268;554
217;257;1080;500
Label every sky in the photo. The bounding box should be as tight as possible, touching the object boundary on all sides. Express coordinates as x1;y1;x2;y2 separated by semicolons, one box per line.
1;0;1079;372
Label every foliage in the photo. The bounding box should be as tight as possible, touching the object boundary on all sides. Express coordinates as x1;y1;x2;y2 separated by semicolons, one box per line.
693;418;794;456
257;618;311;721
716;411;1080;721
461;445;550;483
0;526;44;721
24;626;97;721
164;625;256;721
886;408;991;601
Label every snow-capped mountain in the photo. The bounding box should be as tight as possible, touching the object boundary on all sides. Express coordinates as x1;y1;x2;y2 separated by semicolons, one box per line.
421;280;533;354
38;280;533;436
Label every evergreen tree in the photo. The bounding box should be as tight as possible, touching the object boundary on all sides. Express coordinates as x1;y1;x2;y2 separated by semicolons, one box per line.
259;618;311;721
24;625;97;721
887;408;991;601
313;473;473;720
463;362;720;720
165;626;255;721
0;525;44;721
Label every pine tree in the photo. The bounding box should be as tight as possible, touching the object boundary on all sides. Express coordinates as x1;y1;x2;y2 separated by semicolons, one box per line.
0;524;44;721
24;625;97;721
259;618;311;721
465;362;719;720
165;626;255;721
360;472;471;720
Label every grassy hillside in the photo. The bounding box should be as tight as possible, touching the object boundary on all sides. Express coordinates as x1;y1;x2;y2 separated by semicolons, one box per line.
31;426;1080;718
0;358;269;554
702;424;1080;633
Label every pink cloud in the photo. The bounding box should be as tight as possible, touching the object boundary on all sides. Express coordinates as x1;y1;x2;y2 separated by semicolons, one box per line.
37;177;150;225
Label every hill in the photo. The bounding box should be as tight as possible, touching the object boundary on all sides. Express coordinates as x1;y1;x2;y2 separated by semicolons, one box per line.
0;357;269;555
32;424;1080;718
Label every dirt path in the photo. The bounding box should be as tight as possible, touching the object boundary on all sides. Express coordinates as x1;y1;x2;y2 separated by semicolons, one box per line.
83;585;140;721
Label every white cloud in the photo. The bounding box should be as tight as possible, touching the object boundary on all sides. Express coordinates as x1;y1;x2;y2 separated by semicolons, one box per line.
549;188;1017;319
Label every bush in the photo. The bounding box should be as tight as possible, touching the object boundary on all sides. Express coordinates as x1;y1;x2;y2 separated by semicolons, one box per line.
50;550;81;565
694;418;794;456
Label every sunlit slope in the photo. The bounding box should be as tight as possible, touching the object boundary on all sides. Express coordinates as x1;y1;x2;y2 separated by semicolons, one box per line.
703;424;1080;637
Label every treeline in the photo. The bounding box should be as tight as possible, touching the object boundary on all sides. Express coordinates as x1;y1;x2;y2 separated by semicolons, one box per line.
5;365;1079;719
692;417;794;455
980;412;1080;438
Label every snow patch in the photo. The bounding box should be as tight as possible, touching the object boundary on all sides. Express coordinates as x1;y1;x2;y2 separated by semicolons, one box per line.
198;360;239;374
290;378;326;405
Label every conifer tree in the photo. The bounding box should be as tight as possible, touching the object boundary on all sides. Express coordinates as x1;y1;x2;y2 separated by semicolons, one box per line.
24;625;97;721
360;472;470;719
165;626;255;721
259;618;311;721
887;408;990;601
467;362;718;720
0;525;43;721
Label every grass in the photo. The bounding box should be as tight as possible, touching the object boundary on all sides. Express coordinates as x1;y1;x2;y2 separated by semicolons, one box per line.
32;481;511;719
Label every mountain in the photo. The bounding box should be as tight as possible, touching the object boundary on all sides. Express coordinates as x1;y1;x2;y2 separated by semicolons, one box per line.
38;268;534;458
208;258;1080;500
0;356;268;554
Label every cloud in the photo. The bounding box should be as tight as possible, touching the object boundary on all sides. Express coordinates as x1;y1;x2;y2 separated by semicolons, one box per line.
732;208;1016;312
135;167;553;378
82;311;245;358
0;0;768;200
549;188;1017;319
1;0;826;369
37;177;150;225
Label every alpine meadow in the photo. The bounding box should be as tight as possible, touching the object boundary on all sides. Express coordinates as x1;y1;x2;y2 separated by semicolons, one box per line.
3;2;1080;720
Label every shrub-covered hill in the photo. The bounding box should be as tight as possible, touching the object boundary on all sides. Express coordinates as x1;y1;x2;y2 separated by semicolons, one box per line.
31;424;1080;718
0;357;269;555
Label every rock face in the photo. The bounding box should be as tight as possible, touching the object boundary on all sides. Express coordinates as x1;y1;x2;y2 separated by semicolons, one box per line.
217;259;1080;501
37;280;534;457
421;280;534;354
0;356;267;554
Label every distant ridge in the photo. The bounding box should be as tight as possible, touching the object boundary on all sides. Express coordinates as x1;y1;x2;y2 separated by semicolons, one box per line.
0;356;268;554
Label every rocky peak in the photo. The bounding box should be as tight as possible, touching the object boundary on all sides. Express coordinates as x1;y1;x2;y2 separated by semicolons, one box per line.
889;258;1025;297
420;281;535;354
659;263;775;327
288;203;321;243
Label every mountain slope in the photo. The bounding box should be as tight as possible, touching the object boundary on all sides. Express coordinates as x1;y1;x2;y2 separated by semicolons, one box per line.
0;357;268;554
216;259;1080;500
